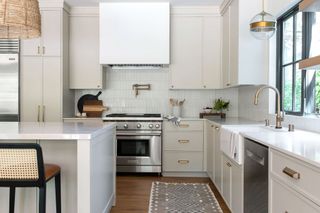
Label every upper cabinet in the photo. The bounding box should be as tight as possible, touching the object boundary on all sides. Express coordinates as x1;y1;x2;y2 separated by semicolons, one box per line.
221;0;268;88
69;8;104;89
299;0;320;12
21;10;62;57
169;7;221;90
20;5;74;122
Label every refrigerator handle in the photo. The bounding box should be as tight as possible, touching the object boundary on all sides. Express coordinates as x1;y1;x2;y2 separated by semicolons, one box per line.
42;105;45;122
37;105;41;122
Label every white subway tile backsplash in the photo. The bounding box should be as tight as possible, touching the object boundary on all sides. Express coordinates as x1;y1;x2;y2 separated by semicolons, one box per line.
75;68;239;118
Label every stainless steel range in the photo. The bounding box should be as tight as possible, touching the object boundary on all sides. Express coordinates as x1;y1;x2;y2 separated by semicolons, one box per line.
103;113;162;173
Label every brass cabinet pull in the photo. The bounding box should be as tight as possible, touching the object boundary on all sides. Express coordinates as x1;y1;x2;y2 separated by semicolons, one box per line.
178;160;189;165
37;105;41;122
283;167;300;180
37;46;40;54
226;83;231;86
42;46;45;55
179;124;190;128
42;105;45;122
211;125;214;128
178;140;190;144
215;127;220;131
226;162;232;167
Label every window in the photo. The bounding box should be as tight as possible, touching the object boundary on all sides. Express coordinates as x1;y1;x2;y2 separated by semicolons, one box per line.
277;6;320;115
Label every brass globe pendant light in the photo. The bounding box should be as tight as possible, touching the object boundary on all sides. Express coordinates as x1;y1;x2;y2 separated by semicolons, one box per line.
250;0;276;40
0;0;41;39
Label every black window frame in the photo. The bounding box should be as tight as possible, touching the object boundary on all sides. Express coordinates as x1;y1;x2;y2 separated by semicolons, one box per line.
276;4;316;116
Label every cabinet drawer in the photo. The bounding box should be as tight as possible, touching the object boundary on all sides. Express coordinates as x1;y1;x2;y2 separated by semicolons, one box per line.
164;131;203;151
163;151;203;172
271;177;320;213
164;120;203;132
271;149;320;204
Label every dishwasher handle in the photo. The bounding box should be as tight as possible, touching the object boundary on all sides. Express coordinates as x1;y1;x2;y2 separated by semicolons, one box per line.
246;149;265;166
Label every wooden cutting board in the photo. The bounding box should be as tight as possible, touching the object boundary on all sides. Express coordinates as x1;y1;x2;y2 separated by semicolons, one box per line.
83;100;108;117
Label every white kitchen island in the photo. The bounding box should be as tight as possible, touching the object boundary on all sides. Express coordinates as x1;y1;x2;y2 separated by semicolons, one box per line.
0;122;116;213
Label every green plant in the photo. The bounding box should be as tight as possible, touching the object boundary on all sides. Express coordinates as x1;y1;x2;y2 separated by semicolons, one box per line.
213;98;230;112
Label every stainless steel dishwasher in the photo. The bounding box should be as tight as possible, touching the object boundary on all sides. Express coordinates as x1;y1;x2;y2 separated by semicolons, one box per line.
244;138;268;213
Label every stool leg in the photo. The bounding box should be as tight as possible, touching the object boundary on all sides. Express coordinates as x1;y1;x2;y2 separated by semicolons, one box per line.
9;187;15;213
39;186;46;213
55;173;61;213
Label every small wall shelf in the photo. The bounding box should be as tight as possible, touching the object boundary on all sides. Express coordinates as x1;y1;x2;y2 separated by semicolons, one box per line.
299;0;320;12
299;55;320;70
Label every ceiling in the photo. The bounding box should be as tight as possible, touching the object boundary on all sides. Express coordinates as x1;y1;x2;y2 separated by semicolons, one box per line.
65;0;223;7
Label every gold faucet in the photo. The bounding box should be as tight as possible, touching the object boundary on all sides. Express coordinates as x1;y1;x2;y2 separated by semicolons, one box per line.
132;84;151;97
254;85;283;129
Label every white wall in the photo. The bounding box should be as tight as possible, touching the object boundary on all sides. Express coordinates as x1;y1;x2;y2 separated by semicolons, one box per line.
75;68;239;118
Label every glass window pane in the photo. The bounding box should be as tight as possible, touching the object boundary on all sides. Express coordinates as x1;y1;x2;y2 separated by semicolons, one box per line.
309;13;320;57
283;65;293;111
294;64;302;112
295;12;303;61
283;16;294;64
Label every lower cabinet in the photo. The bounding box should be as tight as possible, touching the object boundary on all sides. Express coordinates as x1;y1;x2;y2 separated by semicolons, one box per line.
271;177;320;213
163;120;204;175
222;154;243;213
270;149;320;212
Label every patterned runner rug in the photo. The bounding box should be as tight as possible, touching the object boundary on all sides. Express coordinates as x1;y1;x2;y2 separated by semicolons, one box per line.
148;182;223;213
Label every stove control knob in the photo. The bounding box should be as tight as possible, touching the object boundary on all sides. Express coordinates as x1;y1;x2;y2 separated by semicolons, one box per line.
149;124;154;129
124;124;129;129
137;123;142;128
155;124;160;129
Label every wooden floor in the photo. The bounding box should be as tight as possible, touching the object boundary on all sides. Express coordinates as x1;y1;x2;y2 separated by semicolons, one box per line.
111;175;231;213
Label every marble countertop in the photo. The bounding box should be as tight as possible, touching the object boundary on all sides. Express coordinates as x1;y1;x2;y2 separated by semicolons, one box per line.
0;122;116;140
241;129;320;168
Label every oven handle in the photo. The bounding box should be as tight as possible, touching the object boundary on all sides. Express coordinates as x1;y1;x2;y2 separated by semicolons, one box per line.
117;132;161;137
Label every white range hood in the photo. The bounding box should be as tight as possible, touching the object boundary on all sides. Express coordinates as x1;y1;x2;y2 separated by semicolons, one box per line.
99;2;170;67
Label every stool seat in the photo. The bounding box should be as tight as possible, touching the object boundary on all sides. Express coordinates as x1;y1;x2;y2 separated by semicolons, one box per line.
44;164;61;181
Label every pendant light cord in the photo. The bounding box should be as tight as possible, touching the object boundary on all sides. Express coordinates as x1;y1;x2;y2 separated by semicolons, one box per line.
262;0;265;12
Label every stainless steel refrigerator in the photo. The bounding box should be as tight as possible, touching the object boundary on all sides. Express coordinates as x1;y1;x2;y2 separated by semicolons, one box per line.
0;39;19;121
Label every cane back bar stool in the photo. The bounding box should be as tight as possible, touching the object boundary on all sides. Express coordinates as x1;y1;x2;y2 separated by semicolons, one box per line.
0;143;61;213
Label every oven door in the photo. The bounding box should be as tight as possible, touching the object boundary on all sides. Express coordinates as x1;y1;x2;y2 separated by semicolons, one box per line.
116;134;161;166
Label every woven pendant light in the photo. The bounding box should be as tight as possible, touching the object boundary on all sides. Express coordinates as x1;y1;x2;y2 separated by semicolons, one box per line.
0;0;41;39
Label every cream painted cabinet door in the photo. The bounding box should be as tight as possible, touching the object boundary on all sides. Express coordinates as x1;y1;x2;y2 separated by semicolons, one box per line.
222;7;230;88
229;0;239;86
214;126;222;192
231;160;243;213
20;57;43;122
42;57;62;122
170;16;202;89
206;122;214;181
202;16;221;89
41;10;62;57
20;10;61;57
222;155;232;207
69;16;103;89
20;37;41;56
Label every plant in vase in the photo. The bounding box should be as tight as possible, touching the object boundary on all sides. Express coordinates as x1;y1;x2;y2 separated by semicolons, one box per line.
213;98;230;118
